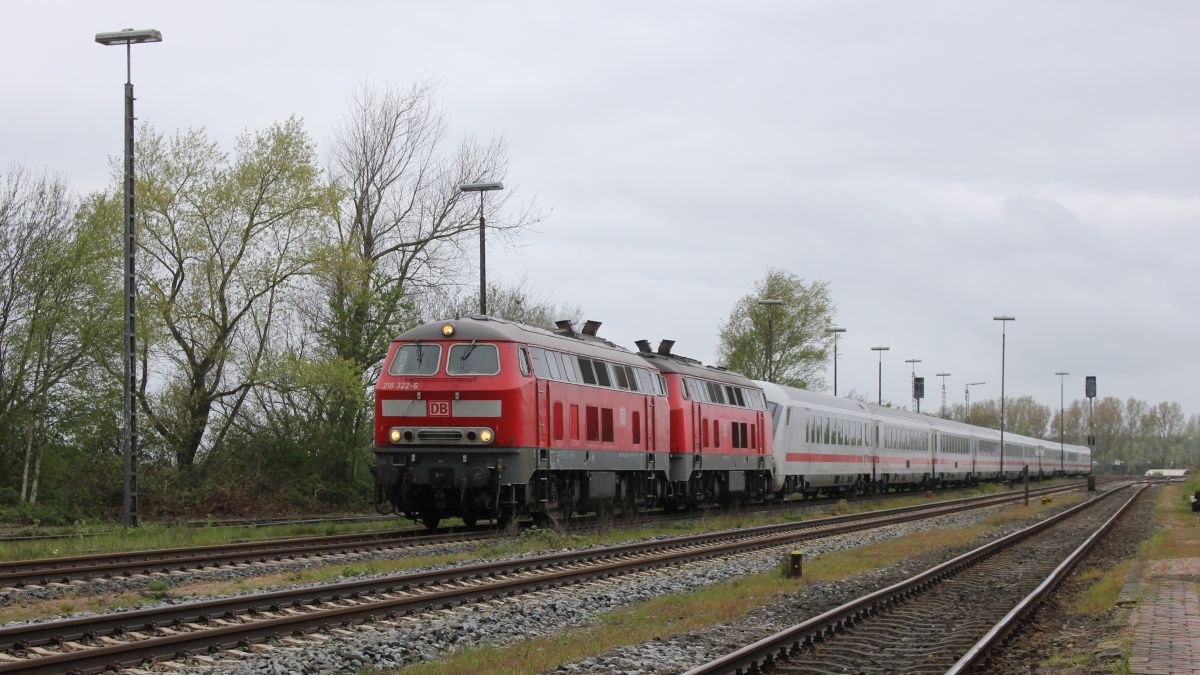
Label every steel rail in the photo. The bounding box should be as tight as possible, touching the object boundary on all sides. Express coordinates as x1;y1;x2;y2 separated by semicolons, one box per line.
684;482;1142;675
0;483;1091;672
946;484;1145;673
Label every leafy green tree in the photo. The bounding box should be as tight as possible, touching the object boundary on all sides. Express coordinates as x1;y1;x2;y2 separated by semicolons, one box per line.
129;120;333;468
1002;395;1051;438
1;166;116;506
717;269;834;387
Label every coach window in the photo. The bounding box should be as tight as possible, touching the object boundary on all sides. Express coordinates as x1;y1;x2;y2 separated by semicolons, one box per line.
725;386;737;406
545;350;562;380
594;361;613;387
528;347;551;378
558;352;579;383
517;347;531;377
614;365;630;390
656;374;668;396
635;368;654;394
679;378;690;399
625;366;641;392
388;344;441;376
578;358;597;385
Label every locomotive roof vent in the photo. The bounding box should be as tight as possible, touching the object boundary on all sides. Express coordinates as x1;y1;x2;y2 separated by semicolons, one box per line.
657;339;675;355
634;339;652;353
554;319;575;336
582;320;602;336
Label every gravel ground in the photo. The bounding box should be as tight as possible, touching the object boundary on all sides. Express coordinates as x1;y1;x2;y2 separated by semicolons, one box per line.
0;539;486;611
555;487;1122;674
151;498;1035;673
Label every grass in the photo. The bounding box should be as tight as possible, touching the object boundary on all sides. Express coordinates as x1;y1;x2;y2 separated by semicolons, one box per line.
0;518;436;563
1138;476;1200;562
375;489;1075;674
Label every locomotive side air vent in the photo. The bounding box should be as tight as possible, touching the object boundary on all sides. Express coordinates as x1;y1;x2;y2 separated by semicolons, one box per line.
657;339;675;355
582;320;602;336
635;339;652;353
554;319;574;336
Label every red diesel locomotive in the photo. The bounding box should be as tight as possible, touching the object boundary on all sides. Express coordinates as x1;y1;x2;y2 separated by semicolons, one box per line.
370;315;774;526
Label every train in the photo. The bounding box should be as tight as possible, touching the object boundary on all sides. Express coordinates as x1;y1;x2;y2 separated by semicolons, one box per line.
369;315;1092;527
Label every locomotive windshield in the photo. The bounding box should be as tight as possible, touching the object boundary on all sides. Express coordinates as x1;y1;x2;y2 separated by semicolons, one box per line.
388;344;441;376
447;343;500;375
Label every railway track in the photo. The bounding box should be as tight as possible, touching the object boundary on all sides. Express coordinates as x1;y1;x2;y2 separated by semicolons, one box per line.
0;481;1099;674
1;479;1102;592
686;481;1145;674
0;526;493;590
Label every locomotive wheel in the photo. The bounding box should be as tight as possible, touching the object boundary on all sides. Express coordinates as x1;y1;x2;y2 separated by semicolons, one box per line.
462;515;478;527
421;515;441;529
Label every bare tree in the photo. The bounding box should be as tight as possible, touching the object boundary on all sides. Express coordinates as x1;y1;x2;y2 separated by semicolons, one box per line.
279;80;543;478
134;120;331;467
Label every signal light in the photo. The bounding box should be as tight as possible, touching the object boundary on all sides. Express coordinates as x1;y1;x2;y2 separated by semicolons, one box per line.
442;323;455;337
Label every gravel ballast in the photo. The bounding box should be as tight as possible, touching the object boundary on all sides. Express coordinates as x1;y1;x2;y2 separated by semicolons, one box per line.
182;495;1060;673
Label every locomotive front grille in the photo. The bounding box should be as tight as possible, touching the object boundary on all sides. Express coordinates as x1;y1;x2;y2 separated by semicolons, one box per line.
419;430;464;442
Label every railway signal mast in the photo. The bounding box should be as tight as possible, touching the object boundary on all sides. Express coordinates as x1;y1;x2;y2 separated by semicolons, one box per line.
936;372;951;417
905;358;922;411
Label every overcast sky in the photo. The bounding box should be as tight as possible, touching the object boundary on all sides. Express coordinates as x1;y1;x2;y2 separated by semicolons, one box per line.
5;1;1198;418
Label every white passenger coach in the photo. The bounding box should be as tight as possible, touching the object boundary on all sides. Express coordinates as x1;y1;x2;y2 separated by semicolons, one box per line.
758;381;1091;497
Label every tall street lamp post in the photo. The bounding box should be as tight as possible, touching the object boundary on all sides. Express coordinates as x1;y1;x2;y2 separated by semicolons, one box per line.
905;358;922;411
1055;371;1069;475
458;181;504;314
936;372;951;417
965;382;985;423
994;315;1016;479
758;299;783;382
824;326;846;395
871;346;890;405
96;27;162;530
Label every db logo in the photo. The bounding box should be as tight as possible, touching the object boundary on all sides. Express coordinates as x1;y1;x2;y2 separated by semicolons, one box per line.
428;401;451;417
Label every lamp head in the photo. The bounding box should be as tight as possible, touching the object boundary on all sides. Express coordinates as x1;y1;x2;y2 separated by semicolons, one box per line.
459;182;504;192
96;28;162;45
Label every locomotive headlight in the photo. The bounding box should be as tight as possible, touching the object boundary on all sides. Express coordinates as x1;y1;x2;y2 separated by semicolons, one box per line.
479;429;494;444
441;323;455;337
389;428;403;443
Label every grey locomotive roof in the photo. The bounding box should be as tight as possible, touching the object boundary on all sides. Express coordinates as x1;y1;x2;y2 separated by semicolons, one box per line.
394;315;653;368
640;351;759;388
